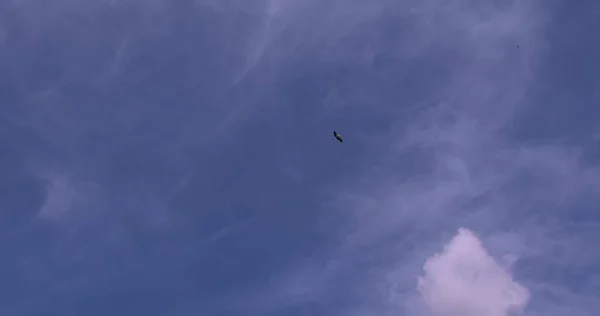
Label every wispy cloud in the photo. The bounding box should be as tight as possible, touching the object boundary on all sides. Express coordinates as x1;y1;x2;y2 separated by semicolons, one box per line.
244;0;600;315
3;0;598;315
36;171;76;220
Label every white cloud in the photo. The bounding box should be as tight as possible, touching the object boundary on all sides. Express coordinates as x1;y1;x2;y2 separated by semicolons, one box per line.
418;228;529;316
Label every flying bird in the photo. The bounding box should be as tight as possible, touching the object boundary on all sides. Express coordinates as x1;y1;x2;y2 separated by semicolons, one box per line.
333;131;343;142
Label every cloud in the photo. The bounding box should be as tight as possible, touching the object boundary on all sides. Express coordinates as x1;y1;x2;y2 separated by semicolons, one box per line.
231;0;283;85
238;0;600;315
418;228;529;316
7;0;594;315
36;171;76;220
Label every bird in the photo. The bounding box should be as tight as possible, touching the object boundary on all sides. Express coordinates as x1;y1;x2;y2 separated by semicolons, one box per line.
333;131;343;142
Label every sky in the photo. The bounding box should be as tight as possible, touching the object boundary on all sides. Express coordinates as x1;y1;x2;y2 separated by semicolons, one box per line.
0;0;599;315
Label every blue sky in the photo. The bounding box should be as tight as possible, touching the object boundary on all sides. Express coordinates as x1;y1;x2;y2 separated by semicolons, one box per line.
1;0;599;315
